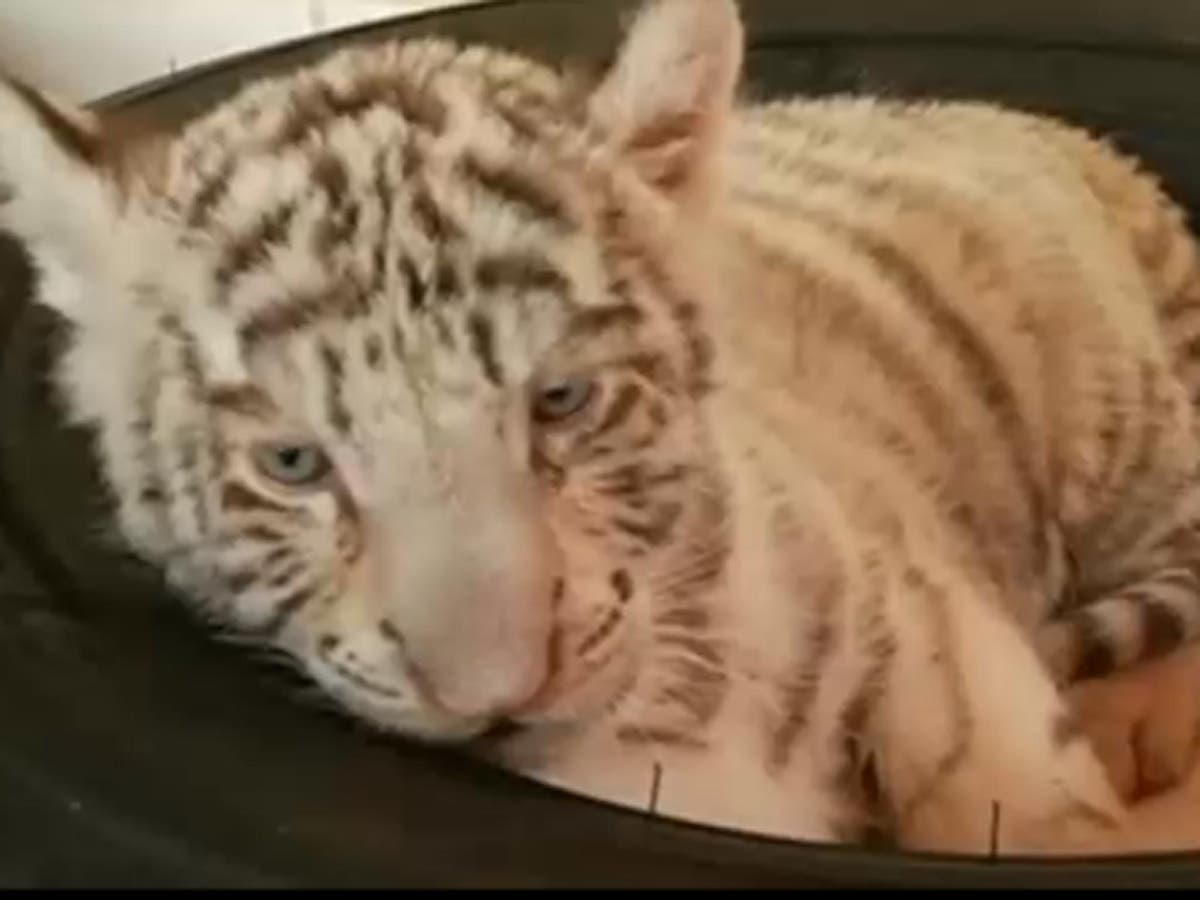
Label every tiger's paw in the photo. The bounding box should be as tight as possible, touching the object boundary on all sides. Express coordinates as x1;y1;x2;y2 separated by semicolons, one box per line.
1065;644;1200;802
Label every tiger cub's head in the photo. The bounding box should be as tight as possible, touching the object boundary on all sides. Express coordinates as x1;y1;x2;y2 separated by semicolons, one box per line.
0;0;743;741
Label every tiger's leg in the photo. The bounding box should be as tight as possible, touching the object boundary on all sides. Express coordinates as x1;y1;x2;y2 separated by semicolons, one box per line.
1066;644;1200;802
1037;562;1200;801
870;567;1125;857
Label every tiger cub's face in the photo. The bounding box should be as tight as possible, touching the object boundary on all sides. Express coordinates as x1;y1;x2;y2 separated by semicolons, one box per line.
0;0;742;741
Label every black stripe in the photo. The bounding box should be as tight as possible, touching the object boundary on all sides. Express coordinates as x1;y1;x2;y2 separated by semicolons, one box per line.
399;137;423;179
372;150;394;293
1176;328;1200;365
160;318;211;535
589;383;640;440
887;568;969;823
616;725;706;750
458;153;574;229
215;202;297;292
610;569;633;604
206;384;275;418
311;151;361;255
578;608;624;656
1142;597;1188;657
596;191;710;394
274;81;342;145
186;156;238;228
1090;362;1130;496
378;618;405;647
652;535;728;609
223;568;258;595
430;311;455;349
313;151;348;197
1120;361;1166;497
659;655;727;726
274;76;447;149
596;463;688;497
159;313;202;388
654;606;710;631
260;545;293;568
255;583;321;640
364;332;384;370
239;298;323;345
657;632;722;668
318;633;342;654
315;200;362;255
329;662;403;698
611;501;683;548
1148;567;1197;591
567;304;644;339
467;312;503;386
138;486;165;505
376;73;448;132
432;258;461;302
390;321;407;360
238;286;367;346
1052;710;1084;749
131;331;169;534
530;446;565;487
319;341;352;434
220;480;292;515
241;524;287;543
410;182;461;243
667;303;712;396
476;252;571;298
1071;607;1118;681
840;681;888;811
1093;361;1173;555
204;399;230;497
266;558;307;589
400;255;428;311
489;99;547;143
1163;281;1200;325
176;426;210;536
770;573;842;771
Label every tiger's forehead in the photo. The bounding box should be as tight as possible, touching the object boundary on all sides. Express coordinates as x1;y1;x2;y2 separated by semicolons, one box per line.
145;38;625;403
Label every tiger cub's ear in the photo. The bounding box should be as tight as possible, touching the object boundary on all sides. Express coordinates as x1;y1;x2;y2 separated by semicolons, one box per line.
586;0;744;209
0;76;121;324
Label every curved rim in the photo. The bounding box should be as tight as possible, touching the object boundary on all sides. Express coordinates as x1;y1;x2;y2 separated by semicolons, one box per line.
91;0;1200;114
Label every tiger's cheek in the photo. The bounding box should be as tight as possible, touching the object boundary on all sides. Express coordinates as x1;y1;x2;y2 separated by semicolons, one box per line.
332;480;365;571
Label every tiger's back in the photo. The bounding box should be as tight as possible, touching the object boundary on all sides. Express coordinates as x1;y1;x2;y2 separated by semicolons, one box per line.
713;96;1200;668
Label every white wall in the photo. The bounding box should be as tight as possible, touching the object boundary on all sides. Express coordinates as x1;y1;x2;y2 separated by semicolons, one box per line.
0;0;475;103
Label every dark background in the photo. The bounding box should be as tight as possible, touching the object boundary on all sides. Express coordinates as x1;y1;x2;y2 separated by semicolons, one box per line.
3;0;1200;887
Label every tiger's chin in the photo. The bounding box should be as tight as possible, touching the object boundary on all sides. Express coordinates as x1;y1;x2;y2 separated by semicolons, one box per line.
468;645;641;761
318;683;496;745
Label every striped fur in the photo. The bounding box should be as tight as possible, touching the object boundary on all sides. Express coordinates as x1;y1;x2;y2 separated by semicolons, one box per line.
3;0;1200;856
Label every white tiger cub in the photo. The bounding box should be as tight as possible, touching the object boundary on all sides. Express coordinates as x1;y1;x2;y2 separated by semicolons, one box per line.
1;0;1200;855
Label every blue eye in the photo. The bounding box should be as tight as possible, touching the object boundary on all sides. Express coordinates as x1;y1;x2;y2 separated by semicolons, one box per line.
533;377;596;424
251;442;332;488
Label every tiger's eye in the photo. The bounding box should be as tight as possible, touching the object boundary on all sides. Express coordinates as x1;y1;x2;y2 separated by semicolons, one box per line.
251;442;332;489
533;377;596;424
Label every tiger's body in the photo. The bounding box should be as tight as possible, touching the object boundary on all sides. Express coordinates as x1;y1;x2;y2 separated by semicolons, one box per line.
2;0;1200;856
500;95;1200;851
